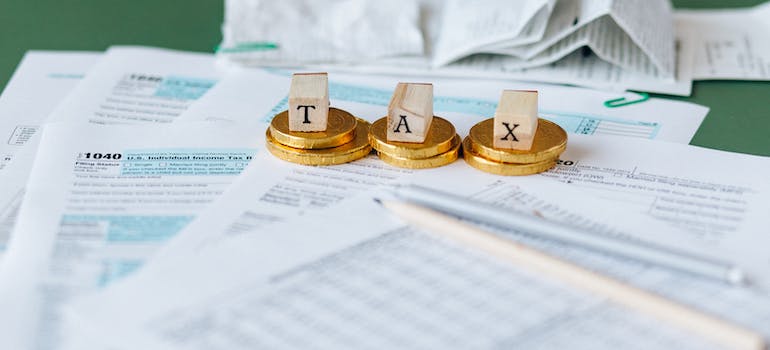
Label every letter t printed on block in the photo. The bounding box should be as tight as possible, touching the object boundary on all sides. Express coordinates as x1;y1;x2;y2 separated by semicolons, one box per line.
493;90;538;150
288;72;329;132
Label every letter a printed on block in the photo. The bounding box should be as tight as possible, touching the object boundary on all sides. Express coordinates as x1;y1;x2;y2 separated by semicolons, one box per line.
387;82;433;143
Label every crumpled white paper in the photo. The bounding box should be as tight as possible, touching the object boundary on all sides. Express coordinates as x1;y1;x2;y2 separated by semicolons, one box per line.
221;0;424;65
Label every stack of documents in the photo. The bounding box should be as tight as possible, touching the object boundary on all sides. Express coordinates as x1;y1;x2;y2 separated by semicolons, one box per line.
0;44;768;349
219;0;770;96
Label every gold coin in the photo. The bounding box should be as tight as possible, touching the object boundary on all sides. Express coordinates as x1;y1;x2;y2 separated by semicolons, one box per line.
468;118;567;164
462;137;556;176
266;118;372;166
369;116;456;159
269;107;357;149
377;135;461;169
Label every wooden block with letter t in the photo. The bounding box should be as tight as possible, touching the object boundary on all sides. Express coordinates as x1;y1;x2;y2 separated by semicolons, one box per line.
387;82;433;143
288;72;330;132
493;90;538;150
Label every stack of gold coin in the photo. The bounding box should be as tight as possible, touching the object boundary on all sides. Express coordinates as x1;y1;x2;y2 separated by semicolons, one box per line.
265;108;372;165
463;118;567;176
368;116;461;169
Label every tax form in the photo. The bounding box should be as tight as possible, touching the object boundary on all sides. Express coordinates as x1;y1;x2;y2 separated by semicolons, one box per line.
676;2;770;80
66;135;770;349
0;51;101;253
65;184;730;350
182;69;707;143
0;51;100;170
545;134;770;246
0;122;262;350
81;130;770;295
542;134;770;289
48;46;222;124
1;47;221;254
0;144;39;254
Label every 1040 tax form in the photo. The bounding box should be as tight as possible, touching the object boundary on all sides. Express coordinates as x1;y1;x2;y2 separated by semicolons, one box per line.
63;129;770;350
0;122;262;350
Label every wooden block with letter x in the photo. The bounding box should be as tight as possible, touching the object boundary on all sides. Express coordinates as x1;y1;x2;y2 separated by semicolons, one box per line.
288;72;329;132
493;90;538;150
387;82;433;143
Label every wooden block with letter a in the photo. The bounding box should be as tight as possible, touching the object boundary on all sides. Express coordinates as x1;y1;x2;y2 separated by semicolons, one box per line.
493;90;538;150
288;72;329;132
387;82;433;143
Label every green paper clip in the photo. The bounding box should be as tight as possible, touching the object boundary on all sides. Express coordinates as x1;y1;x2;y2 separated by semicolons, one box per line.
215;42;280;54
604;92;649;108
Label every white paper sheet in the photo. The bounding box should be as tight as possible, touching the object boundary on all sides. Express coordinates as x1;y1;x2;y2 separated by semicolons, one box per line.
676;2;770;80
474;0;554;51
0;143;39;255
432;37;693;96
220;0;424;64
221;0;685;94
480;0;675;78
182;69;707;143
0;51;100;170
48;46;222;124
328;13;693;97
0;51;101;253
431;0;556;66
489;0;607;59
64;151;728;347
66;134;770;349
543;134;770;248
82;130;770;291
0;121;264;349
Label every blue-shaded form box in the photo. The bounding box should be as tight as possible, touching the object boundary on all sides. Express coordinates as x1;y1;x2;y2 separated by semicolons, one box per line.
61;214;194;242
542;111;660;139
61;214;194;287
154;76;216;100
120;149;256;176
98;259;143;287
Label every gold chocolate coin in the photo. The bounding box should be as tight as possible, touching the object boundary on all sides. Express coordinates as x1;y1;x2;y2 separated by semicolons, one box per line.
266;118;372;166
377;135;461;169
468;118;567;164
462;137;556;176
369;116;456;159
269;108;358;149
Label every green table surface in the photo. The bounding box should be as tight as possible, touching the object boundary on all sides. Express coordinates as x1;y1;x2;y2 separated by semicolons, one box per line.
1;0;768;155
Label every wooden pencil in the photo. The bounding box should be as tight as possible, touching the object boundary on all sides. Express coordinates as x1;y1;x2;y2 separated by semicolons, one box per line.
380;199;766;350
